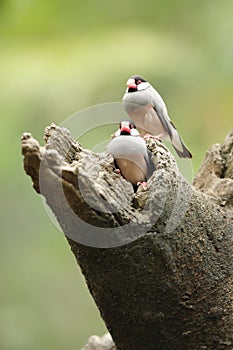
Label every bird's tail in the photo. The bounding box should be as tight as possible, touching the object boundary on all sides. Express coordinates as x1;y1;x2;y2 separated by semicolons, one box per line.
172;143;192;158
171;130;192;158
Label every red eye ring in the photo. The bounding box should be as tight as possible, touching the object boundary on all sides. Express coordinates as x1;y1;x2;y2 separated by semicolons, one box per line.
136;80;141;85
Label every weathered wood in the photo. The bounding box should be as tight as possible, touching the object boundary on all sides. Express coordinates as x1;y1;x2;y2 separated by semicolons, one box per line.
21;124;233;350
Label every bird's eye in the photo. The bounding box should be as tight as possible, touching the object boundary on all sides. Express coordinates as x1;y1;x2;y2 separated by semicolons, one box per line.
136;80;141;85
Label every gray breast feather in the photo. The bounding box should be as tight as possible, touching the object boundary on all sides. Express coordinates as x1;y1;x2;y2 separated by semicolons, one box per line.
107;136;148;159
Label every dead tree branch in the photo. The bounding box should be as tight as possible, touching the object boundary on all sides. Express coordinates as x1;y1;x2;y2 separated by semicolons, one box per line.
22;124;233;350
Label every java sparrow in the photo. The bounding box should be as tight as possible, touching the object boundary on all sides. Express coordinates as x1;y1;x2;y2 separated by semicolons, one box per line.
107;121;154;189
122;75;192;158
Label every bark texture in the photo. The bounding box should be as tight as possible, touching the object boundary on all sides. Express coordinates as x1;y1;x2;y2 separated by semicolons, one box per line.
21;124;233;350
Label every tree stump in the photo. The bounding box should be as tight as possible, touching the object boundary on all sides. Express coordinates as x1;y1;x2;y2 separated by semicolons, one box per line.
21;124;233;350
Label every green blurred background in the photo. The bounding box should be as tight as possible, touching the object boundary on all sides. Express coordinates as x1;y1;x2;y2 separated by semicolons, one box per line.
1;0;232;349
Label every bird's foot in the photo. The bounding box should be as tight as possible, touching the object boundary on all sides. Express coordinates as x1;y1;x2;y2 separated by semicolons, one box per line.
136;181;148;191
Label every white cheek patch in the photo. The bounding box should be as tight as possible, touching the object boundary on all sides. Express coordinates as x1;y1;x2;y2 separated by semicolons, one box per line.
131;129;140;136
137;82;150;91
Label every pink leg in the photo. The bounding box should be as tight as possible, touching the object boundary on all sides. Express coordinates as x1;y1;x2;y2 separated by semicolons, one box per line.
115;168;121;175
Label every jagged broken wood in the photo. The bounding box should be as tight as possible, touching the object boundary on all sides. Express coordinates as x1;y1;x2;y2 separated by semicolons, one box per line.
21;124;233;350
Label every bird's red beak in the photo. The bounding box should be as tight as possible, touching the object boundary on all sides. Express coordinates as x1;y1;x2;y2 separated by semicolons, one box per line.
120;125;131;134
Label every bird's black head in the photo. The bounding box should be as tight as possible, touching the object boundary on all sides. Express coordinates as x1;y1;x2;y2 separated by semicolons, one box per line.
131;75;147;84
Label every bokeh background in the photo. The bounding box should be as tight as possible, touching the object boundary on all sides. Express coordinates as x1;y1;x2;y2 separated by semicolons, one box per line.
1;0;232;349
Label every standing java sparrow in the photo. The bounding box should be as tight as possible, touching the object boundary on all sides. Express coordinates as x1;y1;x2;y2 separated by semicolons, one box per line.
107;121;154;190
122;75;192;158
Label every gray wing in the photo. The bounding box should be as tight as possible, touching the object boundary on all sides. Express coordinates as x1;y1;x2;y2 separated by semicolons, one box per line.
151;87;192;158
152;105;173;139
149;87;174;139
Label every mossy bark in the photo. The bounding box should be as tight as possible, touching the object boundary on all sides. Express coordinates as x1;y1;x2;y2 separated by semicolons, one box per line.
22;125;233;350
